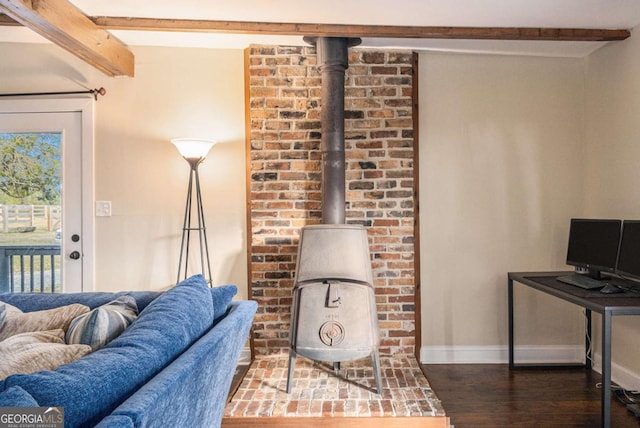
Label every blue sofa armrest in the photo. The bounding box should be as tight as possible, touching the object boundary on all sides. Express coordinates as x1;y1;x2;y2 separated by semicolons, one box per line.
96;300;257;428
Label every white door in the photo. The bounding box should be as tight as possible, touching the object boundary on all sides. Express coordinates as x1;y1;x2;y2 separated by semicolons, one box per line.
0;98;94;293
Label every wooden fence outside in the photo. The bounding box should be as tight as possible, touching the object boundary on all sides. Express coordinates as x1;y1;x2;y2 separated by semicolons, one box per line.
0;205;61;233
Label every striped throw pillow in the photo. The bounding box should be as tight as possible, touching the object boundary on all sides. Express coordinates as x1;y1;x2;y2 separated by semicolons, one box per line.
65;296;138;351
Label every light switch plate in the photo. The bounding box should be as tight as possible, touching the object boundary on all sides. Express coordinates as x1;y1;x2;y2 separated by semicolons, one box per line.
96;201;112;217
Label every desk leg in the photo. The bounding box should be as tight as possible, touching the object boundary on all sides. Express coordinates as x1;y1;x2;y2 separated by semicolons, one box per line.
601;310;612;428
585;309;592;370
508;277;514;369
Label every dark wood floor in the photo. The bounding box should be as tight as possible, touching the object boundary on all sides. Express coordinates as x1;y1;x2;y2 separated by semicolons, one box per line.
422;364;640;427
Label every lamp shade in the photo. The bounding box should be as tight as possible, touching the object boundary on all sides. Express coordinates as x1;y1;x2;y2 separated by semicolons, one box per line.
171;138;217;159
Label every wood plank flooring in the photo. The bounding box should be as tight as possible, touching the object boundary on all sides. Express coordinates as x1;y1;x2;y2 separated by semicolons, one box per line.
422;364;640;427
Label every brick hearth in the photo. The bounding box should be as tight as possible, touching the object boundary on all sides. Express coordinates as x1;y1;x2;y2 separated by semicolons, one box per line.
223;354;449;427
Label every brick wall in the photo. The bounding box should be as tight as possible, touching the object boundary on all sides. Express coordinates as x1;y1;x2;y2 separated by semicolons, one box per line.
246;44;416;356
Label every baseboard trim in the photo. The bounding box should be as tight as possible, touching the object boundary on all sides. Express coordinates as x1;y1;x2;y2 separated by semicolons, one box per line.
420;345;583;364
420;345;640;390
591;352;640;391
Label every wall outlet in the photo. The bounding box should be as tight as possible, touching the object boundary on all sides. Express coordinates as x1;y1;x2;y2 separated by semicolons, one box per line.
96;201;112;217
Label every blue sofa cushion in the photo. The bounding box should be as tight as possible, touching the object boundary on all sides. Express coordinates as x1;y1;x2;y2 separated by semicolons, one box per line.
3;275;214;427
211;285;237;324
66;296;138;351
0;386;38;406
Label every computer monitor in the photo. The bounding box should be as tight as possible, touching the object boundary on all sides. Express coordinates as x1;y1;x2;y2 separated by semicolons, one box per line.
566;218;622;279
615;220;640;282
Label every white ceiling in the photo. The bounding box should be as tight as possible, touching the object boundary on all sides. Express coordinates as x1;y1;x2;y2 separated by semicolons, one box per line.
2;0;640;57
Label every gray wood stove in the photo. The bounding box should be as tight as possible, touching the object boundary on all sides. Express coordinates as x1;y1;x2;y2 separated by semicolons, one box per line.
287;224;382;393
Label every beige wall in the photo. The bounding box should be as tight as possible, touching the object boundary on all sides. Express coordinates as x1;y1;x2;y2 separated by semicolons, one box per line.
0;43;248;298
585;27;640;378
419;34;640;386
419;53;586;357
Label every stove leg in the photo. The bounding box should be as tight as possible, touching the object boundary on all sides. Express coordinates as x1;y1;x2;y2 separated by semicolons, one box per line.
286;350;297;393
372;349;383;394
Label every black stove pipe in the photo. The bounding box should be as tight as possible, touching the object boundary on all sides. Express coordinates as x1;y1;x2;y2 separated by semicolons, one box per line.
304;36;361;224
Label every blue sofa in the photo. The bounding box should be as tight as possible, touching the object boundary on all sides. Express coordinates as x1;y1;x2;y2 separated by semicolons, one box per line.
0;275;257;428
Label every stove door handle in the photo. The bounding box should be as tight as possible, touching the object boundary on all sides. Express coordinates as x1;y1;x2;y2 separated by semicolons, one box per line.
325;281;342;308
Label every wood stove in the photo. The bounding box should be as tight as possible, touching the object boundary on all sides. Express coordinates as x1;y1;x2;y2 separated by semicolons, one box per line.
287;224;382;393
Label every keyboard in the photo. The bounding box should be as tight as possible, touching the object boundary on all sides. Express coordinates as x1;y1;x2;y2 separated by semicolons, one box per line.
557;274;607;290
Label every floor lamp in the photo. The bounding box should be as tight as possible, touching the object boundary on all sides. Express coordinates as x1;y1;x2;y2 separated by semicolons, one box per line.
171;138;216;286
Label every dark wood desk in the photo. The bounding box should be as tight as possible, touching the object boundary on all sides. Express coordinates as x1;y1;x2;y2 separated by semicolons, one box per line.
508;271;640;428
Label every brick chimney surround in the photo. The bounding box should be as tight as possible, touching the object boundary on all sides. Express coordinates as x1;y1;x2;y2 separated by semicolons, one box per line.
246;44;417;357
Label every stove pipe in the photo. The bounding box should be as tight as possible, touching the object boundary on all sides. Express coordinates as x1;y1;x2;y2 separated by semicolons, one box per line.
304;36;361;224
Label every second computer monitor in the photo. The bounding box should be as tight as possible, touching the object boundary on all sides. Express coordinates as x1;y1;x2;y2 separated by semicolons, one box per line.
566;218;622;279
616;220;640;281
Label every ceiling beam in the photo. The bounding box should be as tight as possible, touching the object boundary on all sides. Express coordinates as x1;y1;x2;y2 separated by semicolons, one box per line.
0;12;19;25
91;16;630;42
1;12;631;42
0;2;134;77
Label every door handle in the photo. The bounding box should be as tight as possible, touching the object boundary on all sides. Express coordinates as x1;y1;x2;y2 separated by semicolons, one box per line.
69;251;81;260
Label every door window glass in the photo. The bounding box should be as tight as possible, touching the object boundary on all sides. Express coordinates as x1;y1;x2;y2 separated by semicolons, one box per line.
0;132;62;292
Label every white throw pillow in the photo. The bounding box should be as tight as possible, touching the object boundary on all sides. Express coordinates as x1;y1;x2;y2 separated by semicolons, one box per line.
0;329;92;380
0;303;90;341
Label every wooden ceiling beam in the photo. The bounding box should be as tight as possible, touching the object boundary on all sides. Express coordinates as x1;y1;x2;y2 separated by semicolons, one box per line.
1;12;631;42
0;12;19;25
0;2;134;77
90;16;630;42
